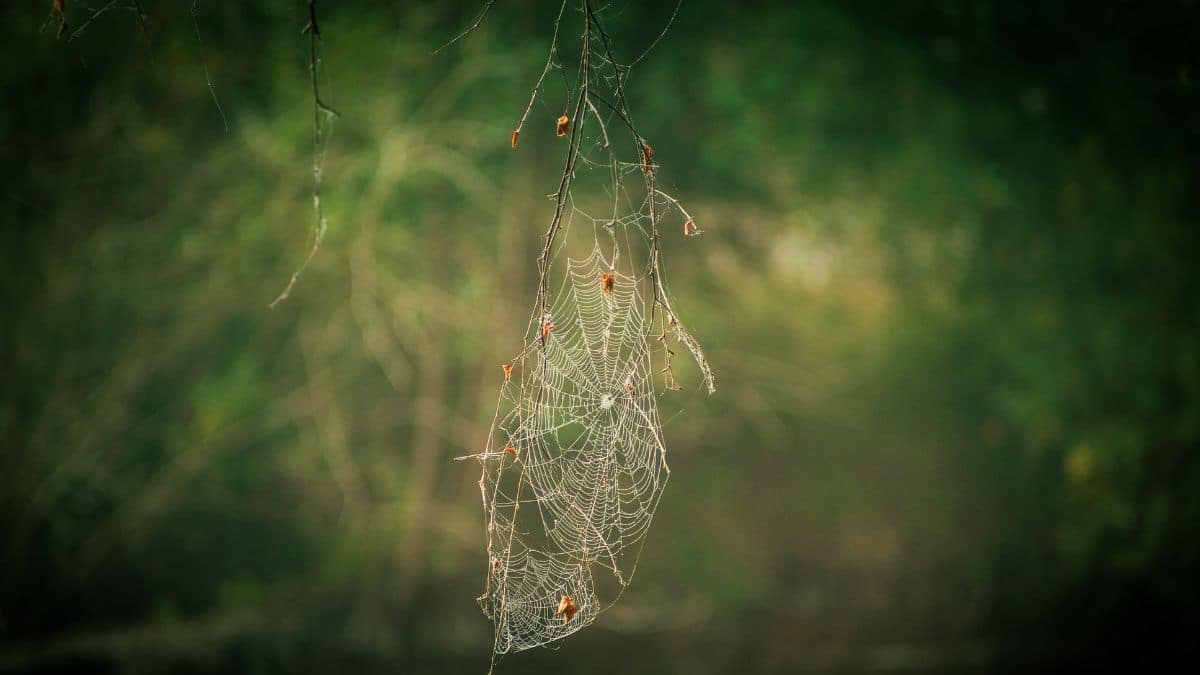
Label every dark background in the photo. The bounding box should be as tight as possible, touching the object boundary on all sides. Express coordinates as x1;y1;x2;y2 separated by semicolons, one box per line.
3;1;1199;672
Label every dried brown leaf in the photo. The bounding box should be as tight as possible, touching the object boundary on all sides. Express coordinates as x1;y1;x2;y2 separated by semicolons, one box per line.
554;594;577;624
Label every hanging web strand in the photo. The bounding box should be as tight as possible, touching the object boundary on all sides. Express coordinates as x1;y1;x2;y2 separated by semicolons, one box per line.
191;1;229;132
456;0;715;666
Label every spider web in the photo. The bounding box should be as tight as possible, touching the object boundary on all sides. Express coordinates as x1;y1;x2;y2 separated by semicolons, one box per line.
478;246;668;654
457;0;714;664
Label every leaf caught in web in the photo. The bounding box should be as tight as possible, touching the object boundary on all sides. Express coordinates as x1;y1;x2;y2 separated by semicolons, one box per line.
554;594;578;624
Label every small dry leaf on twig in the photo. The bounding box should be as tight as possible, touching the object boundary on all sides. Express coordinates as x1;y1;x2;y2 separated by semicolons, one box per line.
600;271;615;294
510;129;520;148
640;140;654;172
683;218;699;237
554;594;578;624
556;114;570;138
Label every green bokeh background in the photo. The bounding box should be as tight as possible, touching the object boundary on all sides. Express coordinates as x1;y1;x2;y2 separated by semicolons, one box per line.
3;1;1198;672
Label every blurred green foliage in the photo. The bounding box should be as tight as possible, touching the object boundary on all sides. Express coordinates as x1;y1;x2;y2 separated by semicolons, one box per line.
2;1;1198;672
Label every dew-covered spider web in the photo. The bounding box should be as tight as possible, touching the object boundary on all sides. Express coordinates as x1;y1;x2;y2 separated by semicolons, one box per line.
456;0;714;666
477;246;669;653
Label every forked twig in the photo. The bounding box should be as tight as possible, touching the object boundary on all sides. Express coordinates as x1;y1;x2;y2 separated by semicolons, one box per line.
270;0;339;308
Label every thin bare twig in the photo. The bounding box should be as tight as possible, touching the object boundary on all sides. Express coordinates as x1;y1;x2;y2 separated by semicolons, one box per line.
653;188;696;227
433;0;497;54
512;0;570;143
64;0;148;44
629;0;682;68
303;0;341;119
270;0;340;308
67;0;123;43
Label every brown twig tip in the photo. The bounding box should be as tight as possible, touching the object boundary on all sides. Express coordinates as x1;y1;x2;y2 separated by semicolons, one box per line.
510;129;520;148
556;114;570;138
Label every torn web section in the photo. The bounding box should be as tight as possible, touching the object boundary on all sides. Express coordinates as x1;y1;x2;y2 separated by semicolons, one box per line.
479;244;668;653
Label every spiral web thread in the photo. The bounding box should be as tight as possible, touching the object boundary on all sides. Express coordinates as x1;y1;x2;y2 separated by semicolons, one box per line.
456;0;714;664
